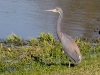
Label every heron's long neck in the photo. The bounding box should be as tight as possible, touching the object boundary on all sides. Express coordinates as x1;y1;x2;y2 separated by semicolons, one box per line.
57;12;63;39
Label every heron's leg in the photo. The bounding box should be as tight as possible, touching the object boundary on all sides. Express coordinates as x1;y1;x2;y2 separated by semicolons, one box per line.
69;61;71;68
68;61;71;75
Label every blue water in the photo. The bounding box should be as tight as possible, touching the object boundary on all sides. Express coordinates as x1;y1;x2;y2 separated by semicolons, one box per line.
0;0;100;39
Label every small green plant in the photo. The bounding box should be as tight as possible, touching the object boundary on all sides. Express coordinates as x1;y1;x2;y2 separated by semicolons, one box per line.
38;32;55;45
28;37;38;46
6;33;22;46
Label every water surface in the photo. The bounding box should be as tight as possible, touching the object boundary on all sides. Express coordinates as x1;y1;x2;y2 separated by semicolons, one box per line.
0;0;100;39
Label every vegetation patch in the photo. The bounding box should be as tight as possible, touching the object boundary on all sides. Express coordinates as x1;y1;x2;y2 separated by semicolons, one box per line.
0;32;100;75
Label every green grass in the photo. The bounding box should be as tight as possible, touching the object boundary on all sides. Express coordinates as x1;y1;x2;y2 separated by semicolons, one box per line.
0;32;100;75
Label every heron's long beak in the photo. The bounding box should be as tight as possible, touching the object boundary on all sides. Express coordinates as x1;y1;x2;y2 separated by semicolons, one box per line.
45;9;57;12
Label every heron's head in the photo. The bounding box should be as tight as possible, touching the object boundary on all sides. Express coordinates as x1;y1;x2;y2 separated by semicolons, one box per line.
45;7;63;14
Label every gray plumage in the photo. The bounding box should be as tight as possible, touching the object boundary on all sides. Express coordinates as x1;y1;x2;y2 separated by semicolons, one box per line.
61;33;81;64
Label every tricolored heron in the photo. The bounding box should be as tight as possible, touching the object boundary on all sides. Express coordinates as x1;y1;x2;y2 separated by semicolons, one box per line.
46;7;81;66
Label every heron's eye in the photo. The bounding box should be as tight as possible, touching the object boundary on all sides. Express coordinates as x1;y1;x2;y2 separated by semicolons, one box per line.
56;9;58;11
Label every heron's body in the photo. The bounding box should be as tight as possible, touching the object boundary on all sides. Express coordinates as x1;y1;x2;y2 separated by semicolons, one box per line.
61;33;81;64
46;7;81;65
